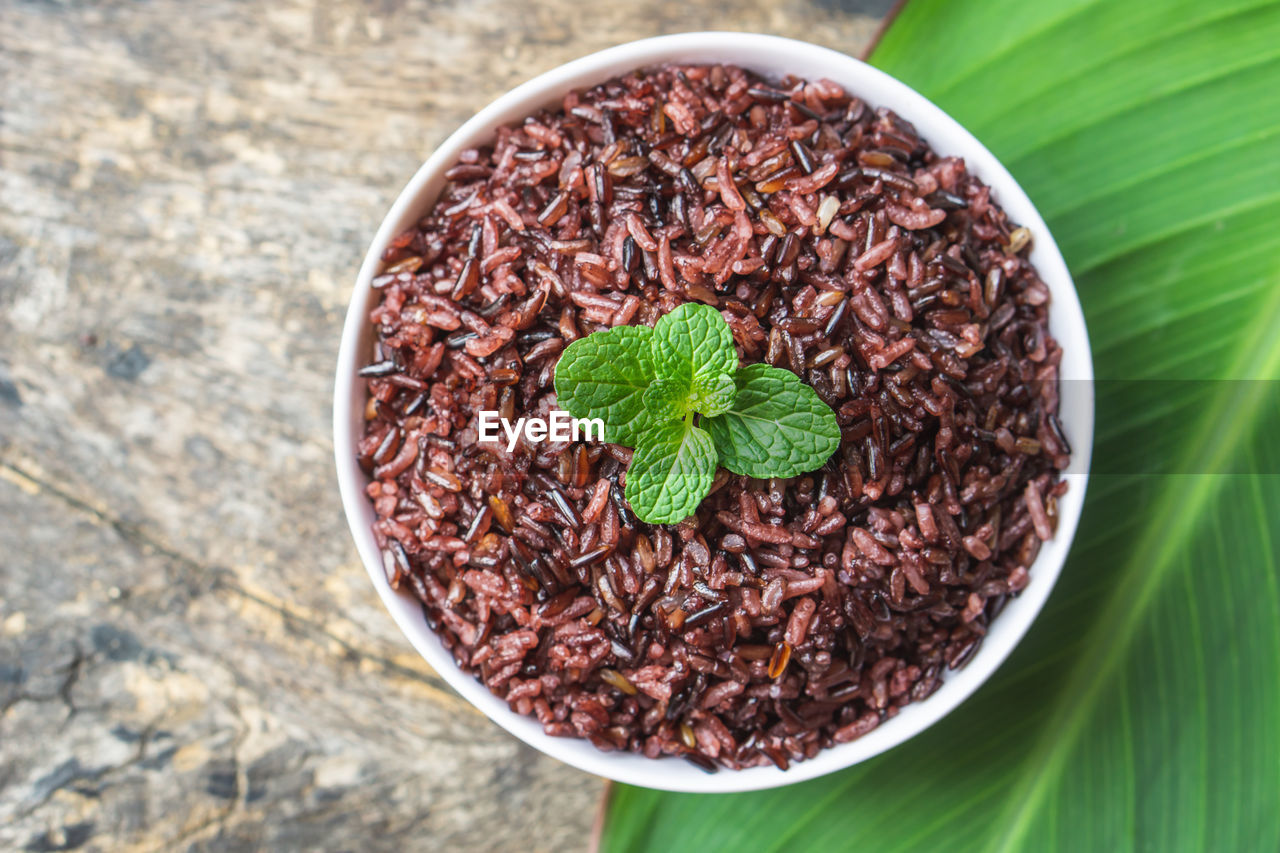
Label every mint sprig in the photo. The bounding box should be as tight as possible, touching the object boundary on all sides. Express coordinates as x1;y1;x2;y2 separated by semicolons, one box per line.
554;303;840;524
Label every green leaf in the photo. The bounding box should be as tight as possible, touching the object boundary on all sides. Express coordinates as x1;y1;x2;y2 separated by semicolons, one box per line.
704;364;840;479
651;303;737;390
643;373;740;422
553;325;656;445
623;419;718;524
688;373;737;418
602;2;1280;851
642;378;691;422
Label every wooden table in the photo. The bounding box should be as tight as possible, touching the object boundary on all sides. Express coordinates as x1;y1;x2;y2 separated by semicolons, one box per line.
0;2;886;849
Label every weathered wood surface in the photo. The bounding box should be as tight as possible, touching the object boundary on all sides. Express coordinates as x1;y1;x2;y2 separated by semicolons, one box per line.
0;2;885;850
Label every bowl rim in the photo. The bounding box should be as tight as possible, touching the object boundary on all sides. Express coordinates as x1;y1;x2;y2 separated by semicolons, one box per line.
334;30;1095;793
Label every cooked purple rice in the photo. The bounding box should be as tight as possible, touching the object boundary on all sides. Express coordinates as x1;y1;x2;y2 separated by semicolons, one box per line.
358;63;1068;770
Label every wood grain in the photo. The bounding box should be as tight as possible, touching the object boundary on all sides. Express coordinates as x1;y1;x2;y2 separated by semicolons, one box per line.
0;1;885;849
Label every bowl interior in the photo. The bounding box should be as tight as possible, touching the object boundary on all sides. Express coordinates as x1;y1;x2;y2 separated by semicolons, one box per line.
334;32;1094;793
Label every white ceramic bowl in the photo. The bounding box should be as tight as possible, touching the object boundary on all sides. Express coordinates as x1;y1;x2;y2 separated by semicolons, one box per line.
335;32;1094;793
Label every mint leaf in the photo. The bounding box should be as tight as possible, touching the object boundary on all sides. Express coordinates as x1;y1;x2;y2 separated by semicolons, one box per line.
553;304;840;521
624;419;718;524
652;303;737;390
688;373;737;417
705;363;841;479
643;378;690;422
643;372;738;421
553;325;656;445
